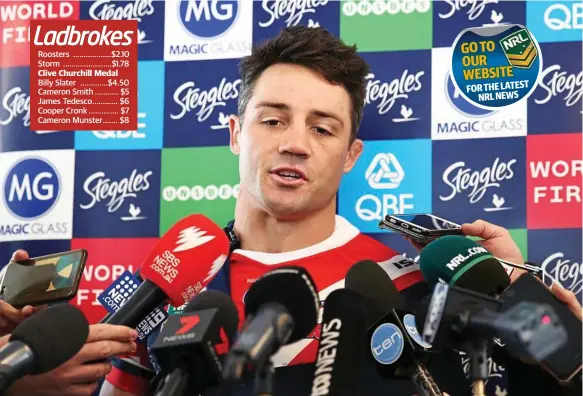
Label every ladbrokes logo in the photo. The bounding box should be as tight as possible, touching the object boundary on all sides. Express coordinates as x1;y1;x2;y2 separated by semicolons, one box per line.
342;0;430;16
163;184;240;202
338;140;432;233
0;151;74;241
170;78;240;128
365;71;424;123
80;169;152;221
164;0;252;62
0;1;79;68
527;134;581;229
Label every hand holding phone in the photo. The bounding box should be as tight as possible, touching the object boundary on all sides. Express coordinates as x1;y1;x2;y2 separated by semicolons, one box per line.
1;249;87;308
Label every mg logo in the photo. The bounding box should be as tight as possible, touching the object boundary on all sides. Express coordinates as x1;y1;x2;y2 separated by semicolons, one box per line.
446;75;493;117
370;323;403;365
3;158;60;220
179;0;239;38
366;153;405;189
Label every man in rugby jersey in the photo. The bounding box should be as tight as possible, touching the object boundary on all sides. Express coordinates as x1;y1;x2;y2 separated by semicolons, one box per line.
100;26;578;396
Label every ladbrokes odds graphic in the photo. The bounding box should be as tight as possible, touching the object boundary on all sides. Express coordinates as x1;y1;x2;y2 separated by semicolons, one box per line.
0;1;581;325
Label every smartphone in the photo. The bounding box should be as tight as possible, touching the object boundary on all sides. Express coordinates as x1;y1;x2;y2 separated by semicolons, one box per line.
379;213;465;244
0;249;88;308
500;273;582;382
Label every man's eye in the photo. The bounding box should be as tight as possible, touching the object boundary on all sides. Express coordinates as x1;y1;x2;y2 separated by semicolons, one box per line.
263;120;281;127
314;127;331;135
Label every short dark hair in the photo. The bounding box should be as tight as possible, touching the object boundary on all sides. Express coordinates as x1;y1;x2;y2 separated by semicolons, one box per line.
237;26;370;143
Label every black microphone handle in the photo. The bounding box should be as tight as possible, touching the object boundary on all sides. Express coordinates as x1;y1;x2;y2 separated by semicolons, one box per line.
154;362;189;396
103;280;168;328
0;341;35;392
411;361;443;396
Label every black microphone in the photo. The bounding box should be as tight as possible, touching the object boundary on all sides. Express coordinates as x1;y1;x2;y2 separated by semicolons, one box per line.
0;304;89;392
223;266;320;381
346;260;442;396
309;288;368;396
149;290;239;396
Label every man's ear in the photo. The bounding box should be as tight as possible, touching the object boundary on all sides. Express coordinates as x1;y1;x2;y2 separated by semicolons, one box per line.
344;138;363;173
229;115;241;155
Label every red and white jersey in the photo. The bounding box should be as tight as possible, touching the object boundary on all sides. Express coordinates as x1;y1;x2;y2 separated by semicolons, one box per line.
229;215;424;368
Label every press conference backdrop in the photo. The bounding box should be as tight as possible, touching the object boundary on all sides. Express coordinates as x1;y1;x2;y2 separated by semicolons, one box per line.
0;0;581;325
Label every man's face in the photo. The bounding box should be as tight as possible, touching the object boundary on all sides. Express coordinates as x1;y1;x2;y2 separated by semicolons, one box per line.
229;63;363;218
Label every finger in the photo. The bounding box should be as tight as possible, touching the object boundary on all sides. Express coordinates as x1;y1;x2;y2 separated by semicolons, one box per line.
76;340;137;363
0;301;26;323
21;304;48;317
61;382;100;396
461;219;507;240
10;249;29;262
86;324;138;343
64;361;112;383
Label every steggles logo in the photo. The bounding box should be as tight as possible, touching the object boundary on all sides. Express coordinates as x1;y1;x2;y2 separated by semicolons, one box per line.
258;0;328;28
534;65;582;107
541;252;582;297
80;169;153;214
170;78;241;123
365;71;424;120
440;158;516;204
89;0;155;44
342;0;430;16
438;0;499;20
0;87;30;127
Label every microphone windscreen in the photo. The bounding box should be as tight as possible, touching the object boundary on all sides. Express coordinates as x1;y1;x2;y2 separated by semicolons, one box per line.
419;235;510;296
244;266;319;343
345;260;405;326
140;214;230;306
311;288;368;396
184;290;239;343
10;304;89;374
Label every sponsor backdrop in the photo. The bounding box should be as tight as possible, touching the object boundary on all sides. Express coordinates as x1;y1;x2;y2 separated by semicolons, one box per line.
0;0;581;329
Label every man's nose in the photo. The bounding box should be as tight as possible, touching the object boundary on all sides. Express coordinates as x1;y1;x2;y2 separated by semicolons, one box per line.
278;124;311;158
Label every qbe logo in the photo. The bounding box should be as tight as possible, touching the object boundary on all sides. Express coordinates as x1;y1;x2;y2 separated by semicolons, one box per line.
371;323;404;365
527;1;582;43
164;0;252;61
431;47;527;140
0;151;74;241
338;140;431;233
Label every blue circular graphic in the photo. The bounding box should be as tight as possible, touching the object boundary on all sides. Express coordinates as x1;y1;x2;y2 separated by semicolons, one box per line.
370;323;403;365
450;24;542;110
446;75;494;117
179;0;239;39
403;314;432;349
3;158;60;220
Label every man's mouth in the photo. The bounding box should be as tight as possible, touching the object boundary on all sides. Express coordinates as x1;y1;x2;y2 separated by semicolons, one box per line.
276;170;303;180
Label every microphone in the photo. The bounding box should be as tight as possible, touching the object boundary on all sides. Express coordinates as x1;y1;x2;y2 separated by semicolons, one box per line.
223;266;320;381
418;235;510;296
0;304;89;392
103;214;230;328
346;260;442;396
150;290;239;396
309;288;368;396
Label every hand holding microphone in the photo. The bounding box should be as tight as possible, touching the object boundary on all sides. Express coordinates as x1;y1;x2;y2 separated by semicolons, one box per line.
103;214;230;328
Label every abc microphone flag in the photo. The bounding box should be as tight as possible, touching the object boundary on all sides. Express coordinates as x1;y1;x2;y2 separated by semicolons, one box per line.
104;214;230;328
